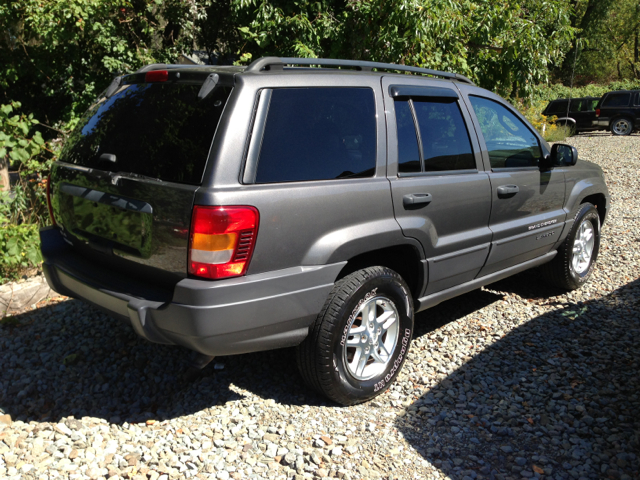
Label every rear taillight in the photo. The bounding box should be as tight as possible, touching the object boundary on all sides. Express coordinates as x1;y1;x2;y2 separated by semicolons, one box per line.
145;70;169;83
596;108;600;117
46;175;56;226
188;206;259;279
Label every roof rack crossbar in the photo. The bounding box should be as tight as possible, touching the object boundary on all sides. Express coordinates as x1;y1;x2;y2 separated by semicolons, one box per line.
245;57;475;85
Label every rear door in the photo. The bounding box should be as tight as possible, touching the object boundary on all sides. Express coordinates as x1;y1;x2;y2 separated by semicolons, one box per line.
458;87;566;276
50;70;234;277
382;76;492;296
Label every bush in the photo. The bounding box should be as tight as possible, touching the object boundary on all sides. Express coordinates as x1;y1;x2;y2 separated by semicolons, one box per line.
0;223;42;283
530;80;640;104
514;99;569;142
0;101;57;283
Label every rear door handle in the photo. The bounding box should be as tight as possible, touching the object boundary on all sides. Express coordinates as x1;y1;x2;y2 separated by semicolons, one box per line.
403;193;432;207
497;185;519;198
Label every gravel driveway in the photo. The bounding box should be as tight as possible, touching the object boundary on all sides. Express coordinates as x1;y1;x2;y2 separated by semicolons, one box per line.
1;134;639;480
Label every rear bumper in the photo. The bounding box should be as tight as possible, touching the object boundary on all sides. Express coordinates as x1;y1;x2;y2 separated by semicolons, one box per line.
41;227;343;356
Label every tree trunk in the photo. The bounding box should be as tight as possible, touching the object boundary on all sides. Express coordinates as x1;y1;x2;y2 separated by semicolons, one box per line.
0;156;9;192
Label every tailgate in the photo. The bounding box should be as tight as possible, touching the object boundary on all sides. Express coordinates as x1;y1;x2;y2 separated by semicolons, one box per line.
50;69;233;277
51;163;196;276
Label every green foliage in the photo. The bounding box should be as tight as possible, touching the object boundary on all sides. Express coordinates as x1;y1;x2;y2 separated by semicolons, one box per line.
0;102;56;283
227;0;576;99
0;0;201;129
0;101;44;165
0;102;55;227
556;0;640;83
530;79;640;104
0;223;42;283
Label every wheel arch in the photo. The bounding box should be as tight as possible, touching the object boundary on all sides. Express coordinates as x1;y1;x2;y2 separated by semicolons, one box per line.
336;245;424;301
581;193;607;226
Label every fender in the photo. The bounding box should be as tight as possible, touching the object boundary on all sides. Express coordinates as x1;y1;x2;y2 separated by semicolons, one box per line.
302;218;424;265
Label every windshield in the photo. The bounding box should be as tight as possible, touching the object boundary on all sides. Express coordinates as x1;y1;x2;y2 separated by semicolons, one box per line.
60;82;232;185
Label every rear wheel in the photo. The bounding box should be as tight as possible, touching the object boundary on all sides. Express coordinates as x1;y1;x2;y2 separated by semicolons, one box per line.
611;117;633;136
542;203;600;290
297;266;414;405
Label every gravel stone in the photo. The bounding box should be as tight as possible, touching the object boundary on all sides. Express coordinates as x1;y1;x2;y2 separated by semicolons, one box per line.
0;134;639;479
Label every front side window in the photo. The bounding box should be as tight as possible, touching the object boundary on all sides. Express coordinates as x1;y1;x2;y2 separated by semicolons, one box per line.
255;88;376;183
395;97;475;173
602;93;631;107
469;96;541;169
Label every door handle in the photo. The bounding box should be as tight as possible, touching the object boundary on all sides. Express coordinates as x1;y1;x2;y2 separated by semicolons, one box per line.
403;193;432;207
497;185;519;198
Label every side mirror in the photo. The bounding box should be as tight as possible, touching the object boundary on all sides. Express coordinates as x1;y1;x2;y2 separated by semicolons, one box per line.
550;143;578;167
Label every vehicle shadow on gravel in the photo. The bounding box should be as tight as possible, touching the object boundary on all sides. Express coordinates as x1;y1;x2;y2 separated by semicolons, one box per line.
0;280;520;426
0;297;336;426
397;277;640;480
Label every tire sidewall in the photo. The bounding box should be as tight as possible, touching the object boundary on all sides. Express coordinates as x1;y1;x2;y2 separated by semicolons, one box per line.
329;272;414;401
566;205;601;286
611;118;632;136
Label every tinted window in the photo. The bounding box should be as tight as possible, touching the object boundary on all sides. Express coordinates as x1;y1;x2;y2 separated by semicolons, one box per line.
395;100;421;173
603;93;631;107
546;100;568;115
61;83;232;185
469;96;541;169
413;100;475;171
591;99;600;110
569;99;582;112
255;88;376;183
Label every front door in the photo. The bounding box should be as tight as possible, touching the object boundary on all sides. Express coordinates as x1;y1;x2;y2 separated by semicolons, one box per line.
458;88;567;276
382;77;492;296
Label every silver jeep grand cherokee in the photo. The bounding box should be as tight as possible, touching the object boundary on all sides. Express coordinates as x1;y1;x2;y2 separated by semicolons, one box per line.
41;57;609;405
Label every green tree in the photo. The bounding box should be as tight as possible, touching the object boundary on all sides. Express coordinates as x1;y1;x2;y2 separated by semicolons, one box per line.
227;0;576;99
0;0;202;130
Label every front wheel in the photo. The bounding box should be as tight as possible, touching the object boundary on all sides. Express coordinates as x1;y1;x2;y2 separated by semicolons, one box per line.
611;117;633;136
297;266;414;405
542;203;600;290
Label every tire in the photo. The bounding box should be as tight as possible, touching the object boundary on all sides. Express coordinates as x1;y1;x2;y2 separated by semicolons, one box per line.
610;117;633;136
297;266;414;405
542;203;600;290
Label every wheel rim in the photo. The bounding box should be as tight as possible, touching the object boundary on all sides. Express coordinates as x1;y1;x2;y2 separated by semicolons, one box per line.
572;219;595;274
343;296;400;381
613;119;631;135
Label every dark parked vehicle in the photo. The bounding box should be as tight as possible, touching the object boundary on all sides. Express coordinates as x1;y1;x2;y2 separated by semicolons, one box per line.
593;90;640;135
541;96;601;133
41;57;610;405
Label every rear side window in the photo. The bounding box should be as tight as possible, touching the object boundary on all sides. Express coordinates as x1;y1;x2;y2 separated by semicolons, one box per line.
395;97;475;174
546;100;568;115
469;96;541;169
255;88;376;183
61;83;232;185
602;93;631;107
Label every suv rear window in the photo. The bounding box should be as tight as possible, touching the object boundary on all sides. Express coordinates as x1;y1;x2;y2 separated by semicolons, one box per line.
255;88;376;183
602;92;631;107
60;82;232;185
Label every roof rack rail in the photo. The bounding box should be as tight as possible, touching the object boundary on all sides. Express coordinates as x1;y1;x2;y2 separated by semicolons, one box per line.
135;63;208;73
245;57;475;85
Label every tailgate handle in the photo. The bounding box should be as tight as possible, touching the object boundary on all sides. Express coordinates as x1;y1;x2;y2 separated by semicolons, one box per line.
497;184;519;198
403;193;432;208
99;153;117;164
